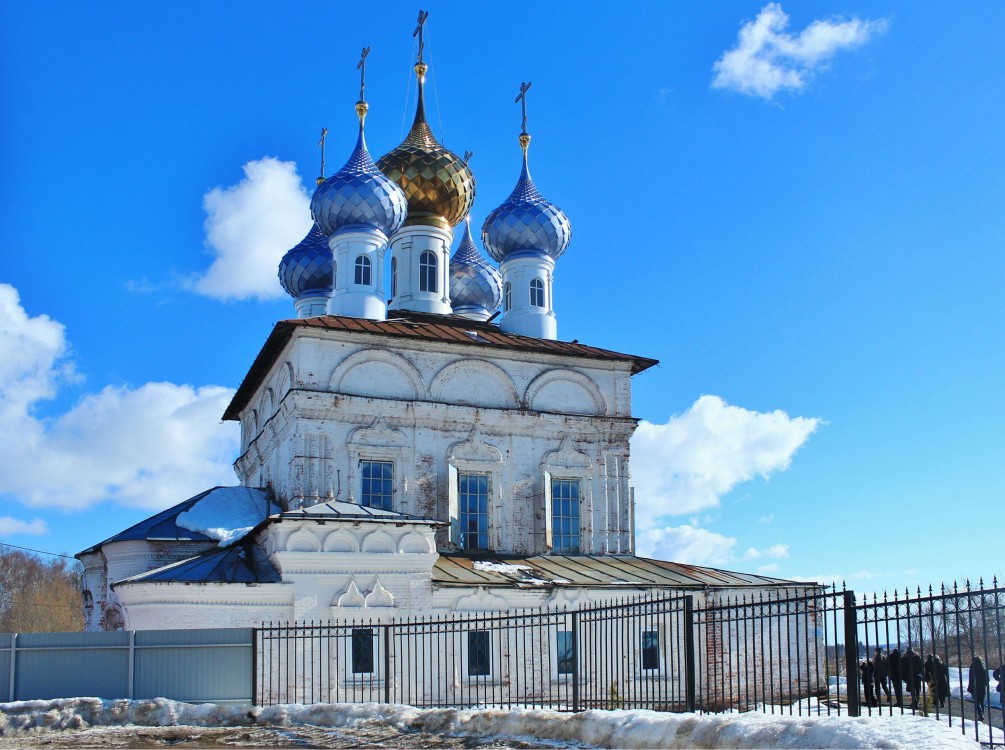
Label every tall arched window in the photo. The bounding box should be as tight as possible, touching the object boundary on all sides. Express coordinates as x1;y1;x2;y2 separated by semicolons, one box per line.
390;257;397;297
503;282;511;311
530;278;545;307
354;255;371;286
419;251;437;293
332;260;337;287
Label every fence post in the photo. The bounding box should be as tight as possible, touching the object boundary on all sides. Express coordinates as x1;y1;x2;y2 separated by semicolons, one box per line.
383;624;391;704
571;610;580;712
842;590;860;717
251;628;258;706
684;596;696;713
8;634;16;703
128;630;135;699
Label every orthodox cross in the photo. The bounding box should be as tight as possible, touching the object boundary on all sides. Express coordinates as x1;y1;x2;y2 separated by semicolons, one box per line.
356;46;370;102
317;127;328;183
413;10;429;63
515;81;532;133
463;150;473;166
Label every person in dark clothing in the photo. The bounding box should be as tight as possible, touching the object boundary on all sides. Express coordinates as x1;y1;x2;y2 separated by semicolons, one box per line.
874;649;891;701
968;656;989;721
861;660;877;707
994;664;1005;701
889;648;904;707
925;654;935;683
934;655;949;708
904;647;924;709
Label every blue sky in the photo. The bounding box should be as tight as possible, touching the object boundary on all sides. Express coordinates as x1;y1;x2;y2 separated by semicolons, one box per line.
1;1;1002;594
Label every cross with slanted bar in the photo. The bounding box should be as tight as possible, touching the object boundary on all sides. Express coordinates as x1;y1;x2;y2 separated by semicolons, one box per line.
356;46;370;102
317;127;328;183
515;81;532;134
414;10;429;63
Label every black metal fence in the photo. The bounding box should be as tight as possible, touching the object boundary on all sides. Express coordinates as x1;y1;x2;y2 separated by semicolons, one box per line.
254;579;1004;746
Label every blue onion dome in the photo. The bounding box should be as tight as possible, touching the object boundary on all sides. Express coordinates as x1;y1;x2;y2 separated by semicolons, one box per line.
310;102;407;238
376;63;475;229
450;216;502;318
481;133;571;262
278;223;333;299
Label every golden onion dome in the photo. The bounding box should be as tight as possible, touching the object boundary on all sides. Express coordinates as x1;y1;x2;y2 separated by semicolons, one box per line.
376;62;475;229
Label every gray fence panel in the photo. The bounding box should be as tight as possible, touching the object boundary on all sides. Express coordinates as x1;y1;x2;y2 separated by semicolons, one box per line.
133;629;253;704
0;634;11;702
14;631;130;701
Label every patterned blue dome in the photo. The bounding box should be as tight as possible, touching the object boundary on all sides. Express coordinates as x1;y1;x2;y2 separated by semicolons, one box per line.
278;223;333;299
450;217;502;319
311;125;408;238
482;138;571;262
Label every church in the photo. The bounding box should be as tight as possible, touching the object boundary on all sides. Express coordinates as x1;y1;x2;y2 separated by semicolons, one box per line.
77;21;797;633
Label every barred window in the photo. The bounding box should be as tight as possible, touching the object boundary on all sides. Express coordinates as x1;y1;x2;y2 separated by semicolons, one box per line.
468;631;491;677
459;474;489;551
551;478;580;553
360;460;393;511
351;628;374;674
504;282;511;311
557;630;574;675
642;630;660;671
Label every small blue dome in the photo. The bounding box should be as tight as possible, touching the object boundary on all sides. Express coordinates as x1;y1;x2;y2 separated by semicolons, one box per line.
278;223;333;299
311;126;408;238
481;142;571;263
450;218;502;319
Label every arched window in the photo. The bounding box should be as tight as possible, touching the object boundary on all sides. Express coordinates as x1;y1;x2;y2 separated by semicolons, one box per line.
503;282;511;312
390;257;397;297
332;260;337;286
530;278;545;307
419;251;437;293
354;255;371;286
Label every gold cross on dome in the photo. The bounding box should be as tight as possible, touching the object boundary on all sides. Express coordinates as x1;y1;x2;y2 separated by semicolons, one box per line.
413;10;429;63
356;46;370;102
515;81;533;134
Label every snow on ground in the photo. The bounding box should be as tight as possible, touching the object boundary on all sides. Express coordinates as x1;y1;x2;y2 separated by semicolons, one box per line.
0;697;985;749
175;486;277;546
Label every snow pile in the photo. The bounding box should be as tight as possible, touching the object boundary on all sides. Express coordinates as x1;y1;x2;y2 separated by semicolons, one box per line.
471;560;571;586
0;698;984;749
175;487;277;546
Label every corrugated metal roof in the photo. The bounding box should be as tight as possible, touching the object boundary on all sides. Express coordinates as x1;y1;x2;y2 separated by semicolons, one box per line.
113;542;280;587
223;311;659;421
433;555;808;589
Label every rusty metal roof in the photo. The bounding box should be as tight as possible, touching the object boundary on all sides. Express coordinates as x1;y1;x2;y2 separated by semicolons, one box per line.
223;311;659;421
433;555;807;590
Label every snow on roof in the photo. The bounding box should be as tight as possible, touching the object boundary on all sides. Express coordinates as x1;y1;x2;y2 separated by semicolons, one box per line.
280;499;445;525
113;542;280;587
176;486;279;547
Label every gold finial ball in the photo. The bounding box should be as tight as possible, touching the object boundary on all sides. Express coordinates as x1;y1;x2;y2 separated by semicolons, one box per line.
414;61;428;80
355;101;369;120
316;176;325;186
519;133;532;150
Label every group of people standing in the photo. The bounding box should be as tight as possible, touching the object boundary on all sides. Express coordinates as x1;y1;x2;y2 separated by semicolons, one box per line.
862;648;1003;720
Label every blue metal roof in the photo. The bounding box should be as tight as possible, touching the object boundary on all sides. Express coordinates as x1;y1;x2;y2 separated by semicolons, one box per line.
113;542;280;587
76;486;280;557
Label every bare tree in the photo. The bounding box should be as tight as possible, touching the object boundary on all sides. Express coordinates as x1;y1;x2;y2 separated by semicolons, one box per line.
0;546;84;632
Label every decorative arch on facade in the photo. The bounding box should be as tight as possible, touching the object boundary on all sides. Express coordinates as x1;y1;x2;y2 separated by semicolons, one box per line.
286;528;321;552
429;359;520;408
398;531;434;554
525;369;607;416
347;416;408;451
322;530;361;553
360;530;396;554
259;388;276;421
364;579;395;608
452;586;509;612
329;349;425;401
273;361;294;404
334;581;366;608
547;588;592;610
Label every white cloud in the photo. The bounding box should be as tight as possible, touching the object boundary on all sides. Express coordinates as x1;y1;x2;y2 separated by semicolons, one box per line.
0;517;48;536
637;524;737;567
744;543;789;560
631;394;820;525
190;157;312;300
0;283;239;514
712;3;888;99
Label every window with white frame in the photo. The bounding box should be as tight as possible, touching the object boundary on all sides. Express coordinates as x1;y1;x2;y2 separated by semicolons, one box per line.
354;255;372;286
468;631;491;677
551;478;581;553
419;250;437;293
530;278;545;307
503;282;511;311
458;473;489;551
351;628;375;674
360;459;393;511
641;629;660;671
391;257;397;297
556;630;574;675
